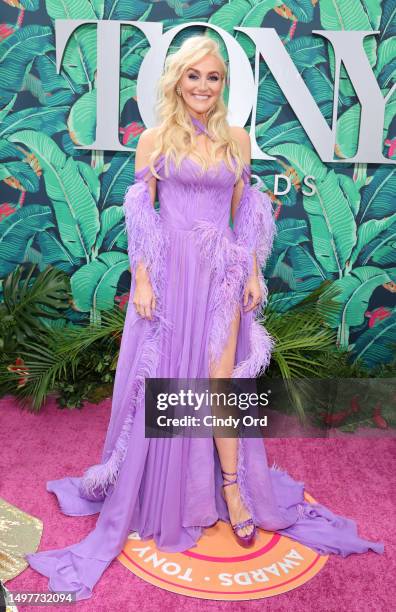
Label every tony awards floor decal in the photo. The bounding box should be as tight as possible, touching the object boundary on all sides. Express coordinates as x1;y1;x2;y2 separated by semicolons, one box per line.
118;491;328;600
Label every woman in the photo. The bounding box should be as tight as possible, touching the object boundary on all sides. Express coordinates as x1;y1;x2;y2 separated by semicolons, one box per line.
25;35;384;601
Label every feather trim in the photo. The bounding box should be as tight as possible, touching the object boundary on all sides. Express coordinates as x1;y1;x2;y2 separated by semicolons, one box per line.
232;180;278;377
79;179;171;501
192;179;277;379
232;316;275;378
191;220;251;372
122;181;169;297
233;175;277;273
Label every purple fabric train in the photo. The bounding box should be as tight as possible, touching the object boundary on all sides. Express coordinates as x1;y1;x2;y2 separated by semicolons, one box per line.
25;142;384;601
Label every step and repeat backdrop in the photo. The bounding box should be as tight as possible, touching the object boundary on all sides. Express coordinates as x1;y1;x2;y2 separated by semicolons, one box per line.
0;1;395;370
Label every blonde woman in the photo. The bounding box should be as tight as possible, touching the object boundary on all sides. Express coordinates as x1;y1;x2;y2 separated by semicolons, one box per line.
26;35;384;600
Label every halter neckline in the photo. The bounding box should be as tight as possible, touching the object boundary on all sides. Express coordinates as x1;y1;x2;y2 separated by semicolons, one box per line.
189;114;215;140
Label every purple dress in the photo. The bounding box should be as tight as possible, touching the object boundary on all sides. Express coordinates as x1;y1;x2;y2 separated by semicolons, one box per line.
25;125;385;600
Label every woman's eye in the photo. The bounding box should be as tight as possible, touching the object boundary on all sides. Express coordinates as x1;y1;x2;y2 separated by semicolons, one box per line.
187;74;219;81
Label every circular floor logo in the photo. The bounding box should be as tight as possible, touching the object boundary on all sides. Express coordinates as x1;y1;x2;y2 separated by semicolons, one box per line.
118;492;328;600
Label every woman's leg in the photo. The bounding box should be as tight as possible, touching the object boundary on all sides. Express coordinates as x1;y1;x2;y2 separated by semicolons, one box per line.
209;307;253;537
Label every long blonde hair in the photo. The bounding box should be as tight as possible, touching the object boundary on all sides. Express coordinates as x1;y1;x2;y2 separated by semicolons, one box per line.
145;35;247;181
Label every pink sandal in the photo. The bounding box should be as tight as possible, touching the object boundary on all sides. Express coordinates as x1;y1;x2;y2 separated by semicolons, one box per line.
221;469;257;548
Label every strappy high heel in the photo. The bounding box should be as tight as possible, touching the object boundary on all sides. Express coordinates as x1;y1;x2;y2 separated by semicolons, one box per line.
221;469;257;548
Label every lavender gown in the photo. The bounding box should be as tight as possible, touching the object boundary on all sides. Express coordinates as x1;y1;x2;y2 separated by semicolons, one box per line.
25;128;384;600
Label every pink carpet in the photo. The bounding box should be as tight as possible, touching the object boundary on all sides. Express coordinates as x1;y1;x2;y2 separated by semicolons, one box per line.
1;393;394;612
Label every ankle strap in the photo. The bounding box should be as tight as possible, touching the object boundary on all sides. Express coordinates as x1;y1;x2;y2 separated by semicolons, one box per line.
221;470;237;476
221;469;238;487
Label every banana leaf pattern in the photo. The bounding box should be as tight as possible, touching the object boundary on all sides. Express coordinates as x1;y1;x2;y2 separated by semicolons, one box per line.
0;0;395;369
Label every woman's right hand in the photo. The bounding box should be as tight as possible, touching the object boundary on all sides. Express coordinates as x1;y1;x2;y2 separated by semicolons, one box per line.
133;278;156;320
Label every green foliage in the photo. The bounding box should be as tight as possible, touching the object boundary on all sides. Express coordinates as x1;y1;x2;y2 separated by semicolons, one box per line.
0;261;394;431
0;263;124;410
0;0;395;402
0;26;53;105
0;263;70;350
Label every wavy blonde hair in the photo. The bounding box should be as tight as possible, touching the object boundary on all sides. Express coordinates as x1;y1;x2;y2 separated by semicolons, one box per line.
145;34;247;181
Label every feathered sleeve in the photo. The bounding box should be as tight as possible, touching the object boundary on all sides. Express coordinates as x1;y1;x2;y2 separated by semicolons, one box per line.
122;166;168;296
233;164;277;277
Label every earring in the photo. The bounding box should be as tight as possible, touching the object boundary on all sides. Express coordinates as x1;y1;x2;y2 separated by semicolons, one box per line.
176;85;182;96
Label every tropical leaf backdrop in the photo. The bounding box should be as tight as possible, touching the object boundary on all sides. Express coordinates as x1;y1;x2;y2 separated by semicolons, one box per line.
0;0;395;370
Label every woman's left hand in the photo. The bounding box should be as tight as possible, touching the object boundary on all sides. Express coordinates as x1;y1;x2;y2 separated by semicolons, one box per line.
243;274;263;312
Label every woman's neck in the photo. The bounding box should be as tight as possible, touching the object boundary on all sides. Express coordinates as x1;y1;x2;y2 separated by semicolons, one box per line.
189;113;214;140
188;111;207;125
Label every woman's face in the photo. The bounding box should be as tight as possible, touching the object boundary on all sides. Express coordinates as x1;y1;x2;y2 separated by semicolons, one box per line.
178;53;224;118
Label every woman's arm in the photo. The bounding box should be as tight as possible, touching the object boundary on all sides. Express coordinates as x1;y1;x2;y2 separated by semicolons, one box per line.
123;128;166;320
134;128;157;206
230;126;277;312
230;126;251;225
230;127;259;279
132;129;158;285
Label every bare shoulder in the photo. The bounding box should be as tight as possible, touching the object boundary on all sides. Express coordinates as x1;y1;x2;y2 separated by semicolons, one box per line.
229;125;250;143
229;125;251;163
135;127;160;172
136;126;159;151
